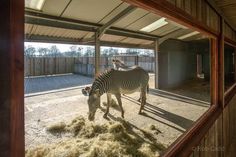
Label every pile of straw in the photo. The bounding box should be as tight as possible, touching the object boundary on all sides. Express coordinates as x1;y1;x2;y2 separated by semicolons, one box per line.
26;116;165;157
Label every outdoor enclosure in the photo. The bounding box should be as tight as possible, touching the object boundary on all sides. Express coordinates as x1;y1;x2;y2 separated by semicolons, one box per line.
24;56;155;77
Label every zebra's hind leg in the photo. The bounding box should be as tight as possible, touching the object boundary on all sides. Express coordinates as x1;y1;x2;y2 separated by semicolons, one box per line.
104;93;112;118
138;92;142;102
115;93;124;118
139;88;147;114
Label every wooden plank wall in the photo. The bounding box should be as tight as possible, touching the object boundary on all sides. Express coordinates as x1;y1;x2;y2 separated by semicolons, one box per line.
166;0;236;42
25;56;155;77
190;95;236;157
74;56;155;76
166;0;220;33
224;23;236;41
24;57;75;76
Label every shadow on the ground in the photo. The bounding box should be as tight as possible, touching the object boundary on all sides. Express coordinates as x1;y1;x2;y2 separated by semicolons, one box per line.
121;95;195;132
99;113;167;153
148;89;210;107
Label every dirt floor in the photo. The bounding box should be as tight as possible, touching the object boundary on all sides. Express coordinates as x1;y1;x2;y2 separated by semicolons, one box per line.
164;78;211;102
25;74;209;156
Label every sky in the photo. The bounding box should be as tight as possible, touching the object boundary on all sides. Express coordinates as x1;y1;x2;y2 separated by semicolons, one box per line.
24;42;129;53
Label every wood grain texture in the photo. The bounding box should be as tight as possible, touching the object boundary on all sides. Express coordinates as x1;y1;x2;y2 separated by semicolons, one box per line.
122;0;219;37
0;0;25;157
189;95;236;157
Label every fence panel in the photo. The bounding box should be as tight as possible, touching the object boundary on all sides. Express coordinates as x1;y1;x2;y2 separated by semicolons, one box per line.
25;56;155;77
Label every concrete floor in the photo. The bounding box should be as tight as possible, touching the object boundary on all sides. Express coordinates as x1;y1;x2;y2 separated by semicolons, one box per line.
25;74;209;151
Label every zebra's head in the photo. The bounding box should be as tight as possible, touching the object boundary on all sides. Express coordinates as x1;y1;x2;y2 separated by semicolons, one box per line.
112;59;124;70
87;89;100;121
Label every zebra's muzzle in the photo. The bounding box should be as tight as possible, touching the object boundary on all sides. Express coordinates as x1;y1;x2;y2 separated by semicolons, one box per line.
88;112;95;121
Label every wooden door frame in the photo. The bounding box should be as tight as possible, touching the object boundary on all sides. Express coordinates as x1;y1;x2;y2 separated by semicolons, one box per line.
0;0;25;156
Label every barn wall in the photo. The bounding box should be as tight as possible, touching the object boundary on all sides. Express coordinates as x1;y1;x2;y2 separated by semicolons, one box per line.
166;0;220;33
190;95;236;157
191;40;210;80
224;23;236;41
224;45;235;76
166;0;236;42
159;40;197;89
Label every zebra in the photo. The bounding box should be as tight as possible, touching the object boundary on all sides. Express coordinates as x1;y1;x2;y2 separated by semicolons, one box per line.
112;59;142;102
112;59;138;70
82;67;149;121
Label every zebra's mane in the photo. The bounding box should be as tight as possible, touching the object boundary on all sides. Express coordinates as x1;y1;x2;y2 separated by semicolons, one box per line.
89;69;114;96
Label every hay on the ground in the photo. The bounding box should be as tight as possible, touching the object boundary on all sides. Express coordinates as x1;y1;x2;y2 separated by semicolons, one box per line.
26;116;166;157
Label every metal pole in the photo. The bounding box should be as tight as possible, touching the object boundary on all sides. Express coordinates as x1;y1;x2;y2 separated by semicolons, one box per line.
154;39;159;89
95;32;101;76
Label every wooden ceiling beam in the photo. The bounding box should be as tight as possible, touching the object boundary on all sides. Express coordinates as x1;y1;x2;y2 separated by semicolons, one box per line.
159;28;189;45
25;10;159;42
25;34;154;49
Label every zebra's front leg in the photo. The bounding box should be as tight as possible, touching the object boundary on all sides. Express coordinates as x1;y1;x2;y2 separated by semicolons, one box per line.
139;89;146;114
104;93;112;118
115;93;124;118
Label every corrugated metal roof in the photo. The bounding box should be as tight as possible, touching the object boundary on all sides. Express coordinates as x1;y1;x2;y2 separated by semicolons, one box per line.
25;0;207;47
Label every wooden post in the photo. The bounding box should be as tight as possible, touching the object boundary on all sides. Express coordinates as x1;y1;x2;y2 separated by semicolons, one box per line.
154;39;159;89
95;32;101;76
135;55;139;65
0;0;25;156
210;39;219;106
234;47;236;82
218;18;225;108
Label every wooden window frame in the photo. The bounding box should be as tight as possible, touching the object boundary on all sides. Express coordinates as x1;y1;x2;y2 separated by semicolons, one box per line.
121;0;230;156
2;0;236;156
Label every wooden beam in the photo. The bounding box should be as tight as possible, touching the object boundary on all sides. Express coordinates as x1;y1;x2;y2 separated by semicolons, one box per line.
25;10;159;41
210;38;219;105
159;29;189;45
219;18;225;108
97;6;136;38
235;47;236;82
25;34;154;49
0;0;25;156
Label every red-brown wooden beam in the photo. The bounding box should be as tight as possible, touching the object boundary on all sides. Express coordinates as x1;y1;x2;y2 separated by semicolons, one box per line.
225;84;236;105
0;0;25;157
218;18;225;108
122;0;219;38
225;37;236;49
211;39;219;105
235;47;236;82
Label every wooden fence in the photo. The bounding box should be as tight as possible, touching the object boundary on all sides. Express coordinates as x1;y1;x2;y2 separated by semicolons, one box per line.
24;56;155;77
